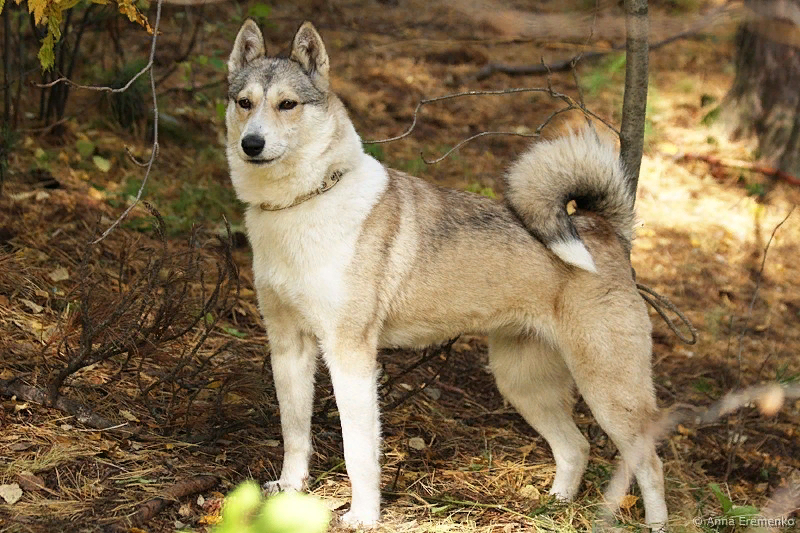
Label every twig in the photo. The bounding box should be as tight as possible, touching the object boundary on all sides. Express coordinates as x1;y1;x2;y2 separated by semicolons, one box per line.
383;338;459;411
365;87;618;165
637;283;697;344
678;153;800;186
308;460;346;490
90;0;164;244
111;473;219;531
0;378;122;430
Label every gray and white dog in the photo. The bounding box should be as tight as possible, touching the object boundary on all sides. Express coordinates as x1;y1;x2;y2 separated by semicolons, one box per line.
226;20;668;530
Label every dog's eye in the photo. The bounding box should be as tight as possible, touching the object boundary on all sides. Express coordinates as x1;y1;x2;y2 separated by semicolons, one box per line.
278;100;298;111
237;98;252;110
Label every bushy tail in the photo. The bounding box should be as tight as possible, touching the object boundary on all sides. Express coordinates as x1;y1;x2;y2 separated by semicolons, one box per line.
505;127;635;273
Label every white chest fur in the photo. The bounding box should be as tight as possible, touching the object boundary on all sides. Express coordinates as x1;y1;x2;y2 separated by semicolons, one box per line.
245;156;388;335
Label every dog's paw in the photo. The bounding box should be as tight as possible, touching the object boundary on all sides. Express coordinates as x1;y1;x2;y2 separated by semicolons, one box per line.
340;509;379;529
261;479;304;495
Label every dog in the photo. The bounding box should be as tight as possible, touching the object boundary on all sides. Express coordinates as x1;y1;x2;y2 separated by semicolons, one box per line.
226;20;668;530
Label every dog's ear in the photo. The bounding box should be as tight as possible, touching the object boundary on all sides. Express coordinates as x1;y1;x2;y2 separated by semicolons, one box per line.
228;20;266;78
291;22;329;84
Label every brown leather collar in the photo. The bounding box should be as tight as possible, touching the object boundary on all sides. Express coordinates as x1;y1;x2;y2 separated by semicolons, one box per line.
259;169;345;212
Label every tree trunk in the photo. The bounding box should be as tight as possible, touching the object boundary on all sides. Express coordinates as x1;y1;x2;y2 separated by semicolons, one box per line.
723;0;800;178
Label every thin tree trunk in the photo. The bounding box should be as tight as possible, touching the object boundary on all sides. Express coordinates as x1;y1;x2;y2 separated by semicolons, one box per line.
620;0;650;200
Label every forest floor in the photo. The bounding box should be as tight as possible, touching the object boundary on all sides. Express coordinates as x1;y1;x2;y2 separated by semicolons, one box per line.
1;0;799;532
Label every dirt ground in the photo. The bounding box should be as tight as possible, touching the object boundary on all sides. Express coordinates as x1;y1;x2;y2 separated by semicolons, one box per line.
1;0;799;532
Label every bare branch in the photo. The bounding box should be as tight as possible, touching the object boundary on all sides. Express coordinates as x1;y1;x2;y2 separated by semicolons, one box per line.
365;86;618;164
90;0;164;244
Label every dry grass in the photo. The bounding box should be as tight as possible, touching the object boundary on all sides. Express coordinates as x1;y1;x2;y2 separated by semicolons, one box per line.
1;1;799;532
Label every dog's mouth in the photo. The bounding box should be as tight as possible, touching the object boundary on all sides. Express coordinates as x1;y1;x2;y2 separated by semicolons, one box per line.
246;157;277;166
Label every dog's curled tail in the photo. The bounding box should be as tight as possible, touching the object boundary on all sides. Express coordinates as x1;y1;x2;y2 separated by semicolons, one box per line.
505;127;635;273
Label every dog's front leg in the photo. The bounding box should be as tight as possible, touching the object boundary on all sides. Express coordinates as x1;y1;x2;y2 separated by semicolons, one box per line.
264;328;318;493
324;344;381;527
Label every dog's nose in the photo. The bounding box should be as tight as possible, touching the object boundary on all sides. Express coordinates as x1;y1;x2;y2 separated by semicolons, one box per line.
241;135;265;157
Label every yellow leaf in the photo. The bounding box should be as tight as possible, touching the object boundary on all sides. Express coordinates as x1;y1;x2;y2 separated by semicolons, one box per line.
197;514;222;525
29;0;47;26
619;494;639;510
88;187;105;200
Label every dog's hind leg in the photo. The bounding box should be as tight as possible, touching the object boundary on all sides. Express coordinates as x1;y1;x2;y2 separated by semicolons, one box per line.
557;295;668;530
264;326;318;493
488;334;590;501
323;341;382;528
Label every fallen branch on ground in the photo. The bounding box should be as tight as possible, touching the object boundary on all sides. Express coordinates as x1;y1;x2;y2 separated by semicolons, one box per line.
1;378;123;431
679;153;800;187
110;473;220;531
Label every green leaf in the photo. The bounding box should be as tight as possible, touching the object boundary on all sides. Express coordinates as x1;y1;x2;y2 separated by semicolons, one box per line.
0;0;6;16
209;57;225;71
92;155;112;172
701;106;721;126
709;483;733;514
38;33;56;71
76;139;96;158
222;326;247;338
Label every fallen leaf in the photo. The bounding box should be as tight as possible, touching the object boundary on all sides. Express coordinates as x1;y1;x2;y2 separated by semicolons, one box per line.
324;497;348;510
197;514;222;525
48;267;69;282
9;442;34;452
619;494;639;510
93;155;112;172
20;299;43;314
76;139;96;158
0;483;23;504
17;472;45;492
519;484;540;500
408;437;426;450
88;187;106;200
119;409;139;422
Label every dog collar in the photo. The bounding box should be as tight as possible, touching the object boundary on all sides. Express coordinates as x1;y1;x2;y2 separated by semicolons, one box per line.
259;169;345;212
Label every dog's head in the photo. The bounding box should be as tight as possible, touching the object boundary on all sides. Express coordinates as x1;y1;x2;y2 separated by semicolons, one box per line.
226;20;332;169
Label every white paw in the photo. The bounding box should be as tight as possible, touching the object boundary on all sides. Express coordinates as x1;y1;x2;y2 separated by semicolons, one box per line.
340;509;379;529
548;488;574;502
262;479;304;495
